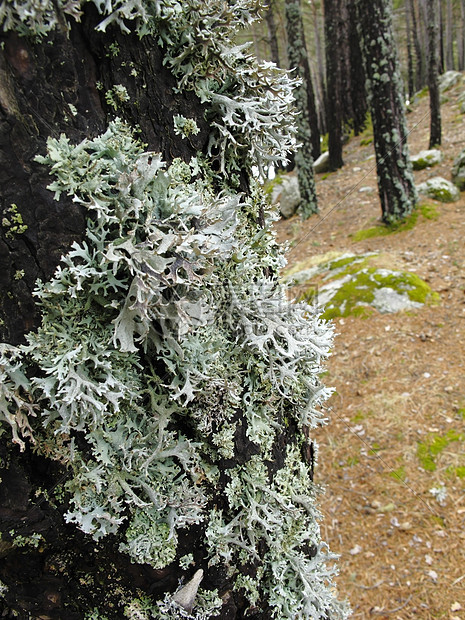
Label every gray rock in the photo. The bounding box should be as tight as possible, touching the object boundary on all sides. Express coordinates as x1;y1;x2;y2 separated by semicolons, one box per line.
372;287;422;313
313;151;330;174
416;176;460;202
452;148;465;190
438;70;463;92
272;175;301;218
411;149;443;170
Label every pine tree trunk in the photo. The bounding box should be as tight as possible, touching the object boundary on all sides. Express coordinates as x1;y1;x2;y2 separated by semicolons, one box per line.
405;0;416;99
0;7;260;618
311;1;328;134
324;0;345;170
355;0;417;223
459;0;465;71
445;0;454;70
285;0;319;217
409;0;426;90
0;5;350;620
347;0;368;135
265;0;281;66
0;8;217;617
437;0;445;72
426;0;442;147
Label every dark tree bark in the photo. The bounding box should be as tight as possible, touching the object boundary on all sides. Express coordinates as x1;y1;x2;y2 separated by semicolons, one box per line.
285;0;319;217
265;0;281;66
408;0;426;90
0;8;209;347
347;0;368;135
310;0;328;134
355;0;417;223
426;0;442;147
437;0;445;73
0;8;214;617
323;0;345;170
405;0;416;100
445;0;454;70
459;0;465;71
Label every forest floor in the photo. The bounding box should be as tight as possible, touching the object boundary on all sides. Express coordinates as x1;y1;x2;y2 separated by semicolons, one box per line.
274;83;465;619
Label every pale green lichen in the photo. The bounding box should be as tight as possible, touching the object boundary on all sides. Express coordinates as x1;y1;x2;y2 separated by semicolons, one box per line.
173;115;200;139
1;204;28;239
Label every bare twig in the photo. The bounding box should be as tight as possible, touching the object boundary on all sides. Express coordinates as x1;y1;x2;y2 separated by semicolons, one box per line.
371;594;413;615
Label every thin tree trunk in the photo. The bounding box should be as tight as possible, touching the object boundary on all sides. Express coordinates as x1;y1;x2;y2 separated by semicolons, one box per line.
311;1;328;134
324;0;345;170
437;0;445;72
347;0;368;135
459;0;465;70
285;0;319;217
406;0;415;99
355;0;417;223
265;0;281;66
408;0;426;90
426;0;442;146
445;0;454;69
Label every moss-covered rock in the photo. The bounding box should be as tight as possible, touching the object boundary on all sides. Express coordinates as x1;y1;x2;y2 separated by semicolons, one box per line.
293;252;440;319
411;149;443;170
416;176;460;202
452;148;465;190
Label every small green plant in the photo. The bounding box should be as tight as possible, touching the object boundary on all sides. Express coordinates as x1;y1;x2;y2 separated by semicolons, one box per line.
1;204;28;239
417;430;465;471
389;466;406;482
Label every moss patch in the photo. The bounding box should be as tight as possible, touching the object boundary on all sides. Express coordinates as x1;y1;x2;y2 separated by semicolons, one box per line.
389;466;406;482
320;267;438;320
351;204;439;242
417;429;465;471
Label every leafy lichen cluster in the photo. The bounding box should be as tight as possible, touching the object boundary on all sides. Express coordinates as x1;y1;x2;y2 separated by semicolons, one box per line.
0;1;348;618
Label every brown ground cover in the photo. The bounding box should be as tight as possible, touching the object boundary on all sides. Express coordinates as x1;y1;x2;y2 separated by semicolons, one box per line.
274;85;465;618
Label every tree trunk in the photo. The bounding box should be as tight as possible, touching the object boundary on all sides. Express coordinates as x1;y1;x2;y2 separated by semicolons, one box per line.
324;0;345;170
285;0;319;217
408;0;426;90
311;1;328;134
0;8;212;617
347;0;368;135
445;0;454;70
355;0;417;223
437;0;445;72
405;0;416;100
0;4;348;619
459;0;465;71
265;0;281;66
426;0;442;146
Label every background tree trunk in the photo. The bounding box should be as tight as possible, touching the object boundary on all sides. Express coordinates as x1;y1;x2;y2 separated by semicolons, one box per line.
445;0;454;70
409;0;426;90
285;0;319;217
347;0;368;135
405;0;416;99
426;0;442;147
324;0;345;170
355;0;417;223
265;0;282;66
